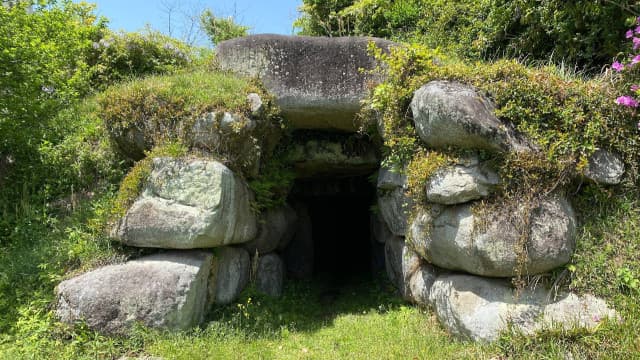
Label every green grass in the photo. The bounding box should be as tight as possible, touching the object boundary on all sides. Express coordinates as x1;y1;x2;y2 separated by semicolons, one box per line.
143;280;489;360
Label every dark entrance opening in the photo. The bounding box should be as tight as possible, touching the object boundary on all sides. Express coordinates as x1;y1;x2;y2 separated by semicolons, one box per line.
288;174;377;288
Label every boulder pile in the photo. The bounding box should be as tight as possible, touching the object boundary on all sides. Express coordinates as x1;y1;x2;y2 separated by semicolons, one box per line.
55;35;621;342
377;80;621;341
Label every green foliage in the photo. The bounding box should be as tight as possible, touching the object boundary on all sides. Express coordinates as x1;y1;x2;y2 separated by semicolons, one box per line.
38;98;124;198
0;1;105;197
294;0;354;36
99;70;258;135
366;44;639;191
87;29;193;89
297;0;638;71
248;150;295;213
200;9;249;46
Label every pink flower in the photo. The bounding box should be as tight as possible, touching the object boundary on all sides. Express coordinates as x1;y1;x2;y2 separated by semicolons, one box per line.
627;29;634;39
635;26;640;34
616;95;639;107
632;55;640;64
612;61;625;72
634;37;640;50
631;85;640;92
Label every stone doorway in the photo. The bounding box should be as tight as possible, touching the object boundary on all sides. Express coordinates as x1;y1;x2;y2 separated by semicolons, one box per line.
283;171;383;295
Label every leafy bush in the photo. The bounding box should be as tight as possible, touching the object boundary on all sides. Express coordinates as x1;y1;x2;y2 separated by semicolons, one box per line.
200;9;249;46
296;0;639;72
87;30;193;89
0;1;104;195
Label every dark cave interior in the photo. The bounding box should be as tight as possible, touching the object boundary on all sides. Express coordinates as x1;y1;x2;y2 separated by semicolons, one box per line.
290;174;378;287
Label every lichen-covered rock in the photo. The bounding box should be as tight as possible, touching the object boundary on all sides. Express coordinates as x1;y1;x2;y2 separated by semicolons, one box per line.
411;81;532;153
213;247;250;305
287;136;379;178
114;158;257;249
244;205;298;255
377;167;412;236
583;149;624;185
55;251;213;334
429;274;617;342
256;253;285;297
426;156;500;205
408;194;576;277
216;34;397;131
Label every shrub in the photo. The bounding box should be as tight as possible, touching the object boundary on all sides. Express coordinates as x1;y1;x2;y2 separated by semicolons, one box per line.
87;29;193;89
200;9;249;46
0;1;104;195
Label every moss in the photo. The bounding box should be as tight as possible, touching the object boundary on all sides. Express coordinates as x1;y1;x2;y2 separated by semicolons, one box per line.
364;44;639;192
110;142;188;220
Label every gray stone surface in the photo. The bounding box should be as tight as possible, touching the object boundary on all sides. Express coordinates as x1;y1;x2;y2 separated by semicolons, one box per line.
384;236;408;298
371;211;394;244
256;253;285;297
411;81;532;153
244;205;298;255
55;251;213;334
426;157;500;205
287;136;379;178
114;158;257;249
408;261;439;307
384;236;435;302
408;194;576;277
377;167;412;236
429;274;617;342
216;34;397;131
283;203;314;280
247;93;264;117
213;247;250;305
583;149;624;185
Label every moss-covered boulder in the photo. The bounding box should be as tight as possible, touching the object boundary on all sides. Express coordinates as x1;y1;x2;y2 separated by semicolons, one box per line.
409;194;576;277
56;251;213;334
410;81;534;153
113;157;257;249
429;274;618;342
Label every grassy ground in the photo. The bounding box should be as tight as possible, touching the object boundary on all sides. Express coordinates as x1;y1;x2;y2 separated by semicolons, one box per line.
0;190;637;359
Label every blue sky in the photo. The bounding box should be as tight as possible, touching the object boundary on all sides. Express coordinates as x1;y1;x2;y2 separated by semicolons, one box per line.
85;0;302;46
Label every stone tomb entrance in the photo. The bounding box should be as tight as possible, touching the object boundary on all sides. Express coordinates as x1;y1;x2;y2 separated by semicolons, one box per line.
288;175;378;287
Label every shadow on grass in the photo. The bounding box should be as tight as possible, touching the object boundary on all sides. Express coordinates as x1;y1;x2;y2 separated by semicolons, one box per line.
204;272;406;338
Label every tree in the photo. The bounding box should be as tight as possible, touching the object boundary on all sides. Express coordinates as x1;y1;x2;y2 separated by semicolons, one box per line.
295;0;640;72
200;9;249;46
0;0;103;192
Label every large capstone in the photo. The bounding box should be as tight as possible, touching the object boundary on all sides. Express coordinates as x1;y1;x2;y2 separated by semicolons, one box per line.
429;274;618;342
408;194;576;277
113;158;257;249
216;34;397;131
411;81;532;153
55;251;213;334
213;247;250;305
